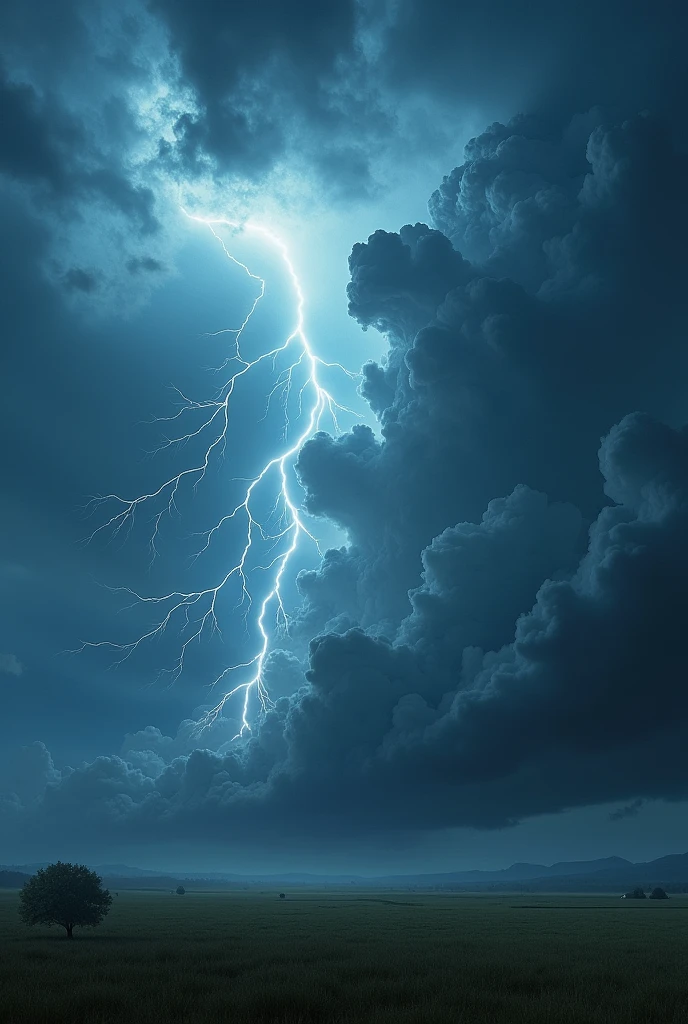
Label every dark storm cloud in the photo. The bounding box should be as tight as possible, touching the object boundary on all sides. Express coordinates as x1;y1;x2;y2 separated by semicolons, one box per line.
378;0;687;125
4;0;684;267
63;268;100;293
0;743;60;805
145;0;688;197
6;103;688;847
5;412;688;845
126;256;166;275
295;113;688;629
1;0;383;243
0;1;173;316
609;799;644;822
4;0;688;856
0;63;158;235
1;0;372;319
0;72;76;191
150;0;376;188
2;0;686;246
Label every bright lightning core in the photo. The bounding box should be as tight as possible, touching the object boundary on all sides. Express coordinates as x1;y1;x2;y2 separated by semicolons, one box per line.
80;212;359;739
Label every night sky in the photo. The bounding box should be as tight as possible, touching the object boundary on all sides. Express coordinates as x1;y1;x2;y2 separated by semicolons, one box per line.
2;0;687;874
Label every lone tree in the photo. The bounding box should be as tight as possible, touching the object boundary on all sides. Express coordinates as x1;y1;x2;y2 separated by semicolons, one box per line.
279;893;286;899
649;887;669;899
19;862;112;939
623;887;647;899
176;885;186;895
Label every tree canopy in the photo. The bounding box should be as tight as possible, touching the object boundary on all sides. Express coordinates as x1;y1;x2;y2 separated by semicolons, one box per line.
19;861;112;938
649;887;669;899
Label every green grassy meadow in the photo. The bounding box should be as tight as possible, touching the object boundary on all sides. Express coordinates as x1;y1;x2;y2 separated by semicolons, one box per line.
1;888;687;1023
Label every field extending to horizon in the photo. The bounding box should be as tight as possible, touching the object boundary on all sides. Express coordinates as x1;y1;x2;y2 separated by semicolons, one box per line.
1;889;687;1023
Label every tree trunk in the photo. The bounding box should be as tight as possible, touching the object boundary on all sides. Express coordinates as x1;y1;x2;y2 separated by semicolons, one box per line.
66;924;73;939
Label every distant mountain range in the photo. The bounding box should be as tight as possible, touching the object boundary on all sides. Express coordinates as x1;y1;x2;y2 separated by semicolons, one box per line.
366;853;688;891
2;852;688;892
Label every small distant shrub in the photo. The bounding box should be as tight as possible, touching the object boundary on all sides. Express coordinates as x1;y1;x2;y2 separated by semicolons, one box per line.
176;886;186;896
279;893;286;899
622;888;647;899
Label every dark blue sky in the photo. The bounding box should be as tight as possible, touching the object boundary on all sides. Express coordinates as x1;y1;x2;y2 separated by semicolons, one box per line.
1;0;687;873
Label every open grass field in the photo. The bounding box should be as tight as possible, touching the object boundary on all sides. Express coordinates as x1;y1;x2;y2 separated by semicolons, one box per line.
1;888;687;1024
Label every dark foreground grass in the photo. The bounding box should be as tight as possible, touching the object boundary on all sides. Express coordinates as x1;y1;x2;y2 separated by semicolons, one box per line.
1;889;687;1024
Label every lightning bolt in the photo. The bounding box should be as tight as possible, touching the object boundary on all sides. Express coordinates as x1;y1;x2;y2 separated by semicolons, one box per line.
79;211;359;739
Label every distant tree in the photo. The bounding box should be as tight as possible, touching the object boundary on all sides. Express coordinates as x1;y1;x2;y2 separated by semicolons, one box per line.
19;862;112;939
176;886;186;895
279;893;286;899
622;887;647;899
649;887;669;899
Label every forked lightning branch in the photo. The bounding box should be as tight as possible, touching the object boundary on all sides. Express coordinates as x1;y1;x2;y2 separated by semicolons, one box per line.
79;212;358;738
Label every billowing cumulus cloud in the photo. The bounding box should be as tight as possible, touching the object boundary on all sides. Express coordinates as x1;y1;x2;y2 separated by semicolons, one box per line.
2;0;685;313
295;112;688;633
2;0;688;860
5;405;688;847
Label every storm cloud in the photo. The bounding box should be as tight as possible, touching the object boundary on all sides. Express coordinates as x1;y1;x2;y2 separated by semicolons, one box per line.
2;0;688;861
6;401;688;849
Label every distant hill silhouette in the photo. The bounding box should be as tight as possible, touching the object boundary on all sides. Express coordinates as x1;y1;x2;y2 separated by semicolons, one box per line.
2;853;688;892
